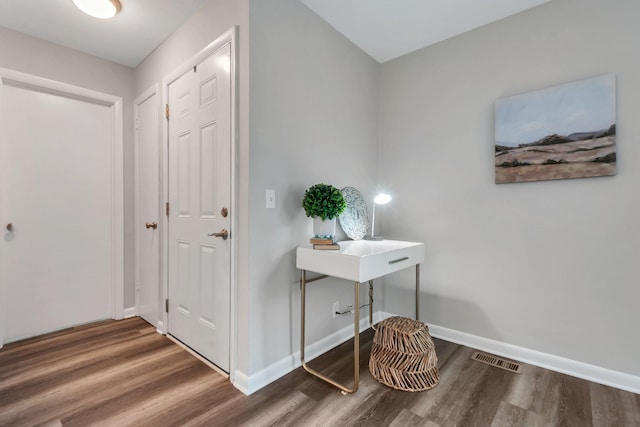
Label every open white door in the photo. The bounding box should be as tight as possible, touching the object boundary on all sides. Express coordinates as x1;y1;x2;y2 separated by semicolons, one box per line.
167;42;232;372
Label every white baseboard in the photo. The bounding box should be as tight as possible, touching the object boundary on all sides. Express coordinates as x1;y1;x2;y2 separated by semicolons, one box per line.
233;311;640;396
232;311;384;395
123;307;136;318
422;318;640;394
156;320;166;334
232;370;250;395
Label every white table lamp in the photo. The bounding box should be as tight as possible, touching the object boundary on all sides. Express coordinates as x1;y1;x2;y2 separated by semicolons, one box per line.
367;193;391;240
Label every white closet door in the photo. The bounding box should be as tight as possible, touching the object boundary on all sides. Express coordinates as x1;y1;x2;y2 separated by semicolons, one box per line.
1;83;113;342
135;89;160;328
167;43;232;372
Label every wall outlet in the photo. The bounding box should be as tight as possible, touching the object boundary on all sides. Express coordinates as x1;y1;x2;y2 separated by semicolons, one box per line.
332;301;339;319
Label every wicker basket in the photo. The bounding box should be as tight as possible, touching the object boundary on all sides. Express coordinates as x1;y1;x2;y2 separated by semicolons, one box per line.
369;316;439;392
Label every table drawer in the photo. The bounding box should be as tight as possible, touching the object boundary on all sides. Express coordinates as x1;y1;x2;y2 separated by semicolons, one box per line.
297;240;425;282
358;243;424;282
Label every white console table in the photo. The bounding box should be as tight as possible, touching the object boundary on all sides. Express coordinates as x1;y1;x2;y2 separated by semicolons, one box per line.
296;239;425;394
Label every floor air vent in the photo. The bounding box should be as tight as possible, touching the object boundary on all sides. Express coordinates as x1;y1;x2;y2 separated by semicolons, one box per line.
471;351;522;373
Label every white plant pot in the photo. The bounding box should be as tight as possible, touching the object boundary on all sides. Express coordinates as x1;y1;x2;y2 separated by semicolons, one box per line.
313;217;336;238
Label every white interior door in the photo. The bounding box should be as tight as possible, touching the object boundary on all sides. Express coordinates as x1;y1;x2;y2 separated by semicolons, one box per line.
0;80;117;343
135;88;160;327
167;43;232;371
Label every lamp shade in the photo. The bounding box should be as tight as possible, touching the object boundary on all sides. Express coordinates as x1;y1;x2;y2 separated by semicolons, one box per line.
374;193;391;205
73;0;121;19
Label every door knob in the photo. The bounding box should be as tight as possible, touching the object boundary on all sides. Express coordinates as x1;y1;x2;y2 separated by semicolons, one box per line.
208;229;229;240
145;222;158;230
6;223;12;232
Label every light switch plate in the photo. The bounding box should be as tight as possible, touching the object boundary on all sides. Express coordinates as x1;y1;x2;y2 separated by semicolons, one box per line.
266;189;275;208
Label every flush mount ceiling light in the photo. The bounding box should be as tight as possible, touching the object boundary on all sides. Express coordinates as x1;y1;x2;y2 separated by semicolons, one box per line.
73;0;121;19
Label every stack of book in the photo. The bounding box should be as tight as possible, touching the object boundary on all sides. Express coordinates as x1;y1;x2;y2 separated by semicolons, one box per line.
310;237;340;250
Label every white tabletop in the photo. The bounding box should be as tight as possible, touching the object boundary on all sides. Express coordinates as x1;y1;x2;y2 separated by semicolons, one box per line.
297;239;425;282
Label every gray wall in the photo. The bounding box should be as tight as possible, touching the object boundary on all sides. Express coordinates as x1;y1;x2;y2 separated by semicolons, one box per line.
6;0;637;388
379;0;640;376
135;0;380;381
0;26;136;307
249;0;379;373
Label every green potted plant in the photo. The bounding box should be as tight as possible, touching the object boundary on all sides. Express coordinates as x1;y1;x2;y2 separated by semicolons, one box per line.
302;183;346;237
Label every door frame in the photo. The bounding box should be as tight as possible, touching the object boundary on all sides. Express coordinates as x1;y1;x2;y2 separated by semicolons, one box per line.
160;26;238;379
0;67;124;348
134;83;160;328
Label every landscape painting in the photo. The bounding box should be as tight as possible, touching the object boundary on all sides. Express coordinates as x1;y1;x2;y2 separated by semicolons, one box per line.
495;75;616;184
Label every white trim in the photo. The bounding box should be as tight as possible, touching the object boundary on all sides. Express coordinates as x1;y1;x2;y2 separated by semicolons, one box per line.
123;307;137;318
160;77;169;337
233;311;385;395
160;27;239;381
235;310;640;395
111;97;124;320
0;78;5;349
382;313;640;394
0;67;124;346
0;70;120;106
228;24;239;394
381;311;640;393
133;84;160;324
419;317;640;394
232;371;250;395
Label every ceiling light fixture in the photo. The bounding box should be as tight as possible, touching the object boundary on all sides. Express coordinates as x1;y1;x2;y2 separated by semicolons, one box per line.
73;0;121;19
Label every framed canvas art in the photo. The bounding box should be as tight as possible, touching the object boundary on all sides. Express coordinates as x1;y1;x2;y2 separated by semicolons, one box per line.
495;75;616;184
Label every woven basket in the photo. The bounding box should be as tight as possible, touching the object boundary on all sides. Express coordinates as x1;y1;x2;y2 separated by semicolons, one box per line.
369;316;439;392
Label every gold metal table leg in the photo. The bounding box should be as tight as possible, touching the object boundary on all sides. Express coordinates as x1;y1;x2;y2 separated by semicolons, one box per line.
300;270;360;394
416;264;420;320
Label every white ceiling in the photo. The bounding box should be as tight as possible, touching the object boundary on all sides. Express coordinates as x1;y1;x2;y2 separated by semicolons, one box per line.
0;0;207;68
0;0;552;68
300;0;553;63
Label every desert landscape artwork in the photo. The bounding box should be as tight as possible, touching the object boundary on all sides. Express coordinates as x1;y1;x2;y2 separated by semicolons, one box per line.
495;75;616;184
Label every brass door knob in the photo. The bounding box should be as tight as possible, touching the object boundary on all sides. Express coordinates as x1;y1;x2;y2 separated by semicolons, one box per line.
6;223;13;232
208;229;229;240
145;222;158;230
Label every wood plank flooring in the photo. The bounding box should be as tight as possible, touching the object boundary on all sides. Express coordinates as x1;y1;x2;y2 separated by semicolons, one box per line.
0;317;638;426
